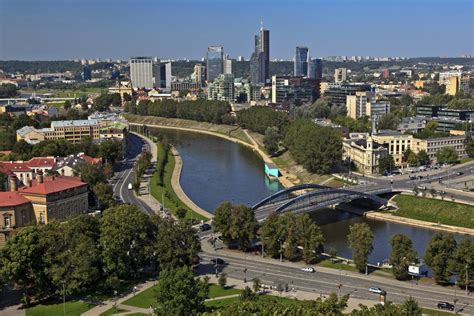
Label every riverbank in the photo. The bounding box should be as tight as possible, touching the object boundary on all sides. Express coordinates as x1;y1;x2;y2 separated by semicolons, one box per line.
126;114;296;188
365;194;474;236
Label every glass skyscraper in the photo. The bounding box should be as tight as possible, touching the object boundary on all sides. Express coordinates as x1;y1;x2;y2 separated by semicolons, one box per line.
206;46;224;82
294;46;309;77
250;23;270;85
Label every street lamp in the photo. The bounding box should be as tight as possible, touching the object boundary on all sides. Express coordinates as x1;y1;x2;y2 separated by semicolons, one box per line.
278;239;283;262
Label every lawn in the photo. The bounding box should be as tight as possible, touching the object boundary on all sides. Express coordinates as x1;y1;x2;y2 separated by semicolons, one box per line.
421;308;455;316
316;259;358;272
205;293;300;309
149;147;208;221
122;284;159;309
20;87;106;98
392;195;474;229
100;307;127;316
26;300;94;316
208;284;242;298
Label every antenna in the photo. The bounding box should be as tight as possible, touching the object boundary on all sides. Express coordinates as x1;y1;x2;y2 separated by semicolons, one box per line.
260;19;264;30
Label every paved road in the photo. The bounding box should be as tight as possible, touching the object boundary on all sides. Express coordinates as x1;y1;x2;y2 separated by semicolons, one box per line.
111;133;153;215
198;242;473;314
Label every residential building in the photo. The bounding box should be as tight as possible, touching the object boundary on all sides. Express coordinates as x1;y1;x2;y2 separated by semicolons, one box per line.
438;71;461;92
334;68;347;83
108;81;133;101
446;74;471;96
206;46;224;82
346;91;376;119
130;57;154;89
171;82;202;92
372;130;413;165
250;23;270;85
208;74;234;102
192;64;206;84
223;55;232;75
342;134;388;175
411;135;467;163
367;102;390;119
271;76;319;104
53;153;100;177
323;83;373;106
294;47;309;77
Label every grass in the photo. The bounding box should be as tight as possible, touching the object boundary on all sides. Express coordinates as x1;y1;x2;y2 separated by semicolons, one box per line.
100;307;127;316
122;284;159;309
459;157;474;164
149;147;208;221
392;195;474;229
20;87;106;98
208;284;242;298
204;296;240;308
125;114;253;145
26;300;94;316
421;308;455;316
316;259;359;272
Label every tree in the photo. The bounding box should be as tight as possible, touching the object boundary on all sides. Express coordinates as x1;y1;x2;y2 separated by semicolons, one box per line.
123;93;132;102
64;100;72;110
401;297;422;315
263;126;280;156
377;113;400;130
252;278;261;293
154;267;209;316
347;223;374;272
379;154;395;174
389;234;417;280
259;213;284;258
402;148;413;163
12;139;32;159
100;139;123;164
464;135;474;158
93;182;115;210
100;205;154;284
449;238;474;287
176;207;187;220
218;273;227;288
213;203;258;251
308;99;331;119
239;286;257;301
417;150;430;166
77;163;107;187
424;233;457;284
297;214;325;263
407;151;419;166
436;147;458;164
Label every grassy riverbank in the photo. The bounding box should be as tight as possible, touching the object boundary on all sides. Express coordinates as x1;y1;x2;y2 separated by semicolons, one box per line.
150;142;207;221
391;195;474;229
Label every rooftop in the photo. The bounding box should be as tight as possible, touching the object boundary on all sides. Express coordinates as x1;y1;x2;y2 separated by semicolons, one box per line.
51;119;99;128
19;175;86;195
0;192;31;207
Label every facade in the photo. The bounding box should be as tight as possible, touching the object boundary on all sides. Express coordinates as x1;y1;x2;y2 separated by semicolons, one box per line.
206;46;224;82
250;24;270;85
334;68;347;83
372;130;413;166
446;75;471;96
323;83;373;106
208;74;234;102
271;76;319;104
397;117;426;133
367;102;390;119
171;82;202;91
17;119;101;144
156;62;172;91
342;135;388;175
81;64;92;81
411;136;467;163
311;58;323;80
130;57;154;89
223;55;232;75
193;64;206;84
416;105;442;117
346;91;376;119
294;47;309;77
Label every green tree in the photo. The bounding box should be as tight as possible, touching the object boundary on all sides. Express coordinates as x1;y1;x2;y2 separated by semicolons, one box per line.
99;139;123;164
407;151;419;166
263;126;280;156
377;113;400;130
416;150;430;166
389;234;417;280
436;147;458;164
93;182;115;210
347;223;374;272
424;233;457;284
379;154;395;173
252;278;261;293
12;140;32;159
218;273;227;289
176;207;187;220
100;205;153;284
464;134;474;158
64;100;72;110
297;214;325;263
400;296;422;315
308;99;331;119
154;267;209;316
259;213;284;258
449;238;474;287
239;286;257;301
77;163;106;187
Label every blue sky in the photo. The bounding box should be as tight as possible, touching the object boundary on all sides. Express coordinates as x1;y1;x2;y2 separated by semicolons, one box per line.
1;0;473;60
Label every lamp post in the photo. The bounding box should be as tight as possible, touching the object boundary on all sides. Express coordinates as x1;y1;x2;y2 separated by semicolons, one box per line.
279;239;283;262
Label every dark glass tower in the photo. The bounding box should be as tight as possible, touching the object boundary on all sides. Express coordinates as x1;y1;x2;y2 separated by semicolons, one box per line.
250;23;270;85
206;46;224;82
294;46;309;77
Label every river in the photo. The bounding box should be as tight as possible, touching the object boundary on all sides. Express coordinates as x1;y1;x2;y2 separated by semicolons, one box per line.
150;127;471;264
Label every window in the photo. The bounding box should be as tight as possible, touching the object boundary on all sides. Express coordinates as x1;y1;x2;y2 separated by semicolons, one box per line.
4;216;10;228
39;212;44;224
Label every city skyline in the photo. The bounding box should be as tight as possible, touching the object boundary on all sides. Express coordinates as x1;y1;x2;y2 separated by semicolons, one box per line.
1;0;473;60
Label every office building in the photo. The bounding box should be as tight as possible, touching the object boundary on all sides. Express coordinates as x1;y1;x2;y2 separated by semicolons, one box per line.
334;68;347;83
223;55;232;75
367;102;390;119
81;64;92;81
250;23;270;85
416;105;442;117
156;62;172;91
412;135;467;163
193;64;206;84
130;57;154;89
346;91;376;119
294;47;309;77
343;135;388;175
446;74;471;96
323;83;373;106
206;46;224;82
372;130;413;166
271;76;319;104
310;58;323;80
171;82;202;92
208;74;234;102
397;117;426;133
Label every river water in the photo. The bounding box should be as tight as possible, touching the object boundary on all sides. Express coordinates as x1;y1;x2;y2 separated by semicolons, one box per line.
150;127;472;264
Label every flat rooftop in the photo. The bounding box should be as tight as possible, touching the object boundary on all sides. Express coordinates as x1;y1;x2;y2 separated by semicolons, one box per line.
51;119;99;128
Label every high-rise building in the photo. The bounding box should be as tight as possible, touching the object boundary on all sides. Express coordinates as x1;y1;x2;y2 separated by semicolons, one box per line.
223;55;232;75
130;57;154;89
250;22;270;85
81;65;92;81
192;64;206;84
294;46;309;77
314;58;323;80
271;75;319;104
155;62;172;91
346;91;390;119
206;46;224;82
208;74;234;102
334;68;347;83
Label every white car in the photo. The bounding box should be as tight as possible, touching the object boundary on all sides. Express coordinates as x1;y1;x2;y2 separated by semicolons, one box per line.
369;287;384;294
301;267;315;273
127;183;133;190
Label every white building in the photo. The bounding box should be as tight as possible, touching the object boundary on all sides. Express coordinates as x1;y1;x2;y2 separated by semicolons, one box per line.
130;57;154;89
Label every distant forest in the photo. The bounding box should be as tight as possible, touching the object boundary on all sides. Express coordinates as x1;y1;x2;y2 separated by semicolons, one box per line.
0;57;472;79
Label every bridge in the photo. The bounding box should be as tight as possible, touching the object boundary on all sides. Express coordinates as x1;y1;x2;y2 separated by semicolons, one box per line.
252;183;392;222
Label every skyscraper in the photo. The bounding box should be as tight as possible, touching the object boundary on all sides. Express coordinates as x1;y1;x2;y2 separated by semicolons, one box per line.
250;22;270;85
223;54;232;75
81;64;92;81
130;57;154;89
155;62;172;91
294;47;309;77
206;46;224;82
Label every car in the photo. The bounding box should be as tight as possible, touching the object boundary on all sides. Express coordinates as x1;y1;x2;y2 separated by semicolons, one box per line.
210;258;225;265
369;287;384;294
456;171;464;176
437;301;454;311
200;223;212;231
301;267;315;273
127;183;133;190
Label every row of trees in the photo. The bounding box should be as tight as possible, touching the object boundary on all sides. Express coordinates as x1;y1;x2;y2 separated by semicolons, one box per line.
236;106;289;134
132;149;153;193
0;205;200;305
126;99;234;125
155;137;170;186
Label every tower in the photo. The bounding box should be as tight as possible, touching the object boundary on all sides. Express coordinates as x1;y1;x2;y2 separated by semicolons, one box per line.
250;21;270;85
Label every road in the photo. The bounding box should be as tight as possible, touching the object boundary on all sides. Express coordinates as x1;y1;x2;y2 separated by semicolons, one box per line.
111;133;154;215
198;242;473;314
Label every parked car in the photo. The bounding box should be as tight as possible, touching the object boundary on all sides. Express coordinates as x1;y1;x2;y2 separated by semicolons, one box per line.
200;223;212;231
301;267;315;273
369;287;384;294
437;301;454;311
210;258;225;265
456;171;464;176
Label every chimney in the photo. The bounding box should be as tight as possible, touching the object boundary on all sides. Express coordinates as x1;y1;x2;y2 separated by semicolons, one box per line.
9;175;18;192
36;170;44;184
51;175;55;181
61;169;65;176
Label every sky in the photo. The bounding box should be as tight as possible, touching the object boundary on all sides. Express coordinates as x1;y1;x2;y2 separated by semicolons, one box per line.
0;0;473;60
